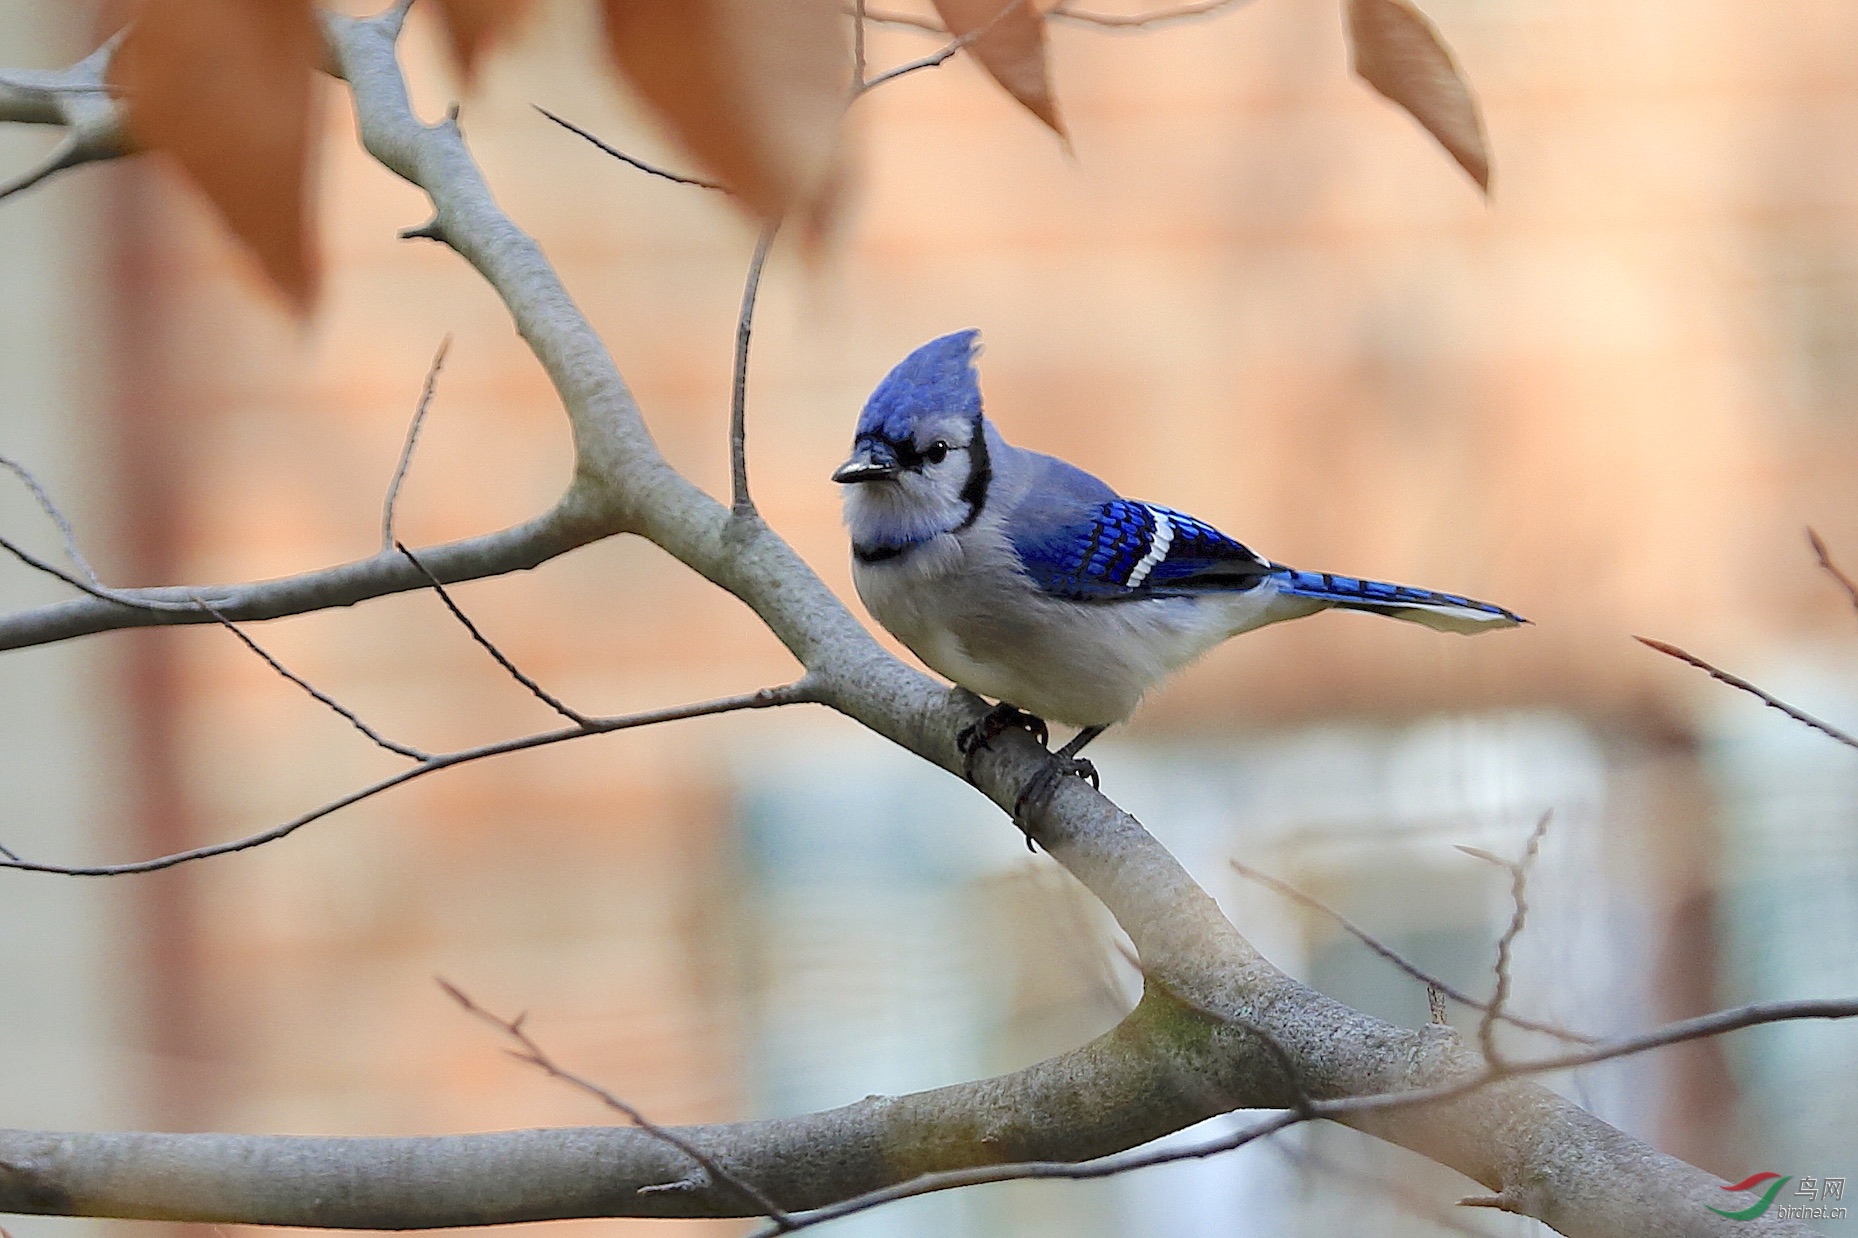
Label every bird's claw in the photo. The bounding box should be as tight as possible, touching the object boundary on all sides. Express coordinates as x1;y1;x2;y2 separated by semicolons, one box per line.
958;703;1049;780
1012;754;1100;835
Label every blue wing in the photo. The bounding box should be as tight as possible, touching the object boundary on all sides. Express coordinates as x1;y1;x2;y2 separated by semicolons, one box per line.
1012;500;1273;601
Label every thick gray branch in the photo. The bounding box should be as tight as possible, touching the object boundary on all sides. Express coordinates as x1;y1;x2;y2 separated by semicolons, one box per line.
0;35;129;202
0;508;604;650
0;8;1822;1238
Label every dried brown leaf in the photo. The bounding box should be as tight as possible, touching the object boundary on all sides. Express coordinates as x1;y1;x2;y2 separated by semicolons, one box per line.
600;0;847;227
113;0;321;308
1345;0;1489;193
432;0;537;81
932;0;1063;135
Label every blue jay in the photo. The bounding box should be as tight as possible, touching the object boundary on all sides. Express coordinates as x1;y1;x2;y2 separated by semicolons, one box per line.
835;330;1525;800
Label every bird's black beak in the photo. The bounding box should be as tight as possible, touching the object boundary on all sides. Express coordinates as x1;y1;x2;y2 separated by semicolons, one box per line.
832;442;900;484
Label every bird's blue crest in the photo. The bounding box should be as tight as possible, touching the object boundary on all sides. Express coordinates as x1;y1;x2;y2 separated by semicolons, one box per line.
856;330;983;442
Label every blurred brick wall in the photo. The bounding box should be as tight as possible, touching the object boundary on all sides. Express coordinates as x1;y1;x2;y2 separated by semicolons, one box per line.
65;0;1858;1233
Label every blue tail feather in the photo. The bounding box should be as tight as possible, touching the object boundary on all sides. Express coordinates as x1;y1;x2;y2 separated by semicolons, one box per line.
1274;568;1525;633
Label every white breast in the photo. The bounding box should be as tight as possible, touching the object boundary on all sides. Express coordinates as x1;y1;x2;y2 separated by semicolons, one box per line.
850;529;1295;728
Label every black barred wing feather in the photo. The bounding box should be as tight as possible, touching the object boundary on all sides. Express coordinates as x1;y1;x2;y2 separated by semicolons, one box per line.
1013;500;1273;601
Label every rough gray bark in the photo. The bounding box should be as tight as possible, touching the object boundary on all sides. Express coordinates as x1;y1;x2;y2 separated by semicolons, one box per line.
0;7;1822;1236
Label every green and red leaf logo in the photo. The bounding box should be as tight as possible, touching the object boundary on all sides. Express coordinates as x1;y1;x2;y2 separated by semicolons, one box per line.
1710;1173;1791;1220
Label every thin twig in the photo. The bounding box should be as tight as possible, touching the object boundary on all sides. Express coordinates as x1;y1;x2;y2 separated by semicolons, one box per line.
0;533;210;612
852;0;869;89
440;980;797;1228
1050;0;1255;29
854;0;1251;34
731;226;777;517
1269;1141;1497;1238
0;132;83;202
1808;527;1858;625
0;452;103;585
533;106;725;191
1636;636;1858;751
382;336;450;552
188;597;428;761
1228;858;1594;1044
396;543;588;726
853;6;943;33
1458;811;1552;1065
1033;863;1137;1017
0;683;813;876
745;996;1858;1237
853;0;1031;96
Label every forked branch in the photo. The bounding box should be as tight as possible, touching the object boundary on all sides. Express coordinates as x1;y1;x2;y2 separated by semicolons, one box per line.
0;7;1834;1238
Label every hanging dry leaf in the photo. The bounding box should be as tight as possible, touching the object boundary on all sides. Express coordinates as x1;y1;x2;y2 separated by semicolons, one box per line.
113;0;322;307
1345;0;1489;193
431;0;537;82
600;0;846;227
931;0;1063;136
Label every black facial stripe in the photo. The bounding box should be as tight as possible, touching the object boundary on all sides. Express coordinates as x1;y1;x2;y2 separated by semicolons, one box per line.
862;430;973;475
952;413;990;532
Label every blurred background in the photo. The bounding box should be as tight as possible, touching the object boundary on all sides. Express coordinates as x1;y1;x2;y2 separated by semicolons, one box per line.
1;0;1856;1234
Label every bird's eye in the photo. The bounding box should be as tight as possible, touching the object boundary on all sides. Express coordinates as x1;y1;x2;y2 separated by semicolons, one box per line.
924;440;950;464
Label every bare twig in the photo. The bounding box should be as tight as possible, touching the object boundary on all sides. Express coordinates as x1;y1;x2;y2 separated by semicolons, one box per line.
853;7;944;33
1458;811;1552;1065
0;34;130;199
382;336;450;552
0;682;813;876
0;131;82;201
190;596;429;761
440;980;797;1227
1228;857;1593;1044
855;0;1252;34
745;995;1858;1236
1049;0;1256;29
1032;862;1138;1016
0;452;103;585
852;0;869;88
534;106;725;191
854;0;1031;95
731;225;777;517
1269;1141;1498;1237
1636;636;1858;751
396;543;588;727
1808;527;1858;625
0;532;213;612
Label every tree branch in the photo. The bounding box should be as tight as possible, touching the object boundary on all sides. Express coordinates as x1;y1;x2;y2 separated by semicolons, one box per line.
731;225;777;517
1460;811;1552;1065
381;335;449;552
440;981;797;1228
533;106;725;191
1808;527;1858;624
1637;636;1858;751
1229;856;1594;1044
396;543;589;726
0;34;130;199
191;596;429;761
0;683;812;876
0;8;1831;1237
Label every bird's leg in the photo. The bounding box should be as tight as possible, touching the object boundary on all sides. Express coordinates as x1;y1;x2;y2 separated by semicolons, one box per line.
1012;725;1107;830
957;702;1050;781
1056;724;1105;769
